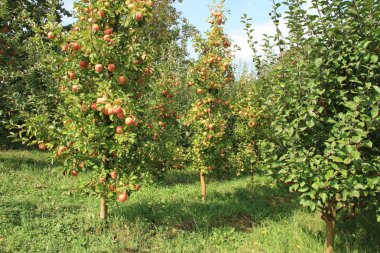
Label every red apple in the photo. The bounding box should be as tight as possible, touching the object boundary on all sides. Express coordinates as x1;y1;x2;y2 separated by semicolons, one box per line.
71;84;80;93
95;64;104;73
110;171;118;179
68;71;75;79
116;112;125;119
92;24;100;32
109;185;116;192
125;117;135;126
135;185;141;191
71;170;78;176
115;126;123;134
197;88;203;94
97;10;105;18
135;13;143;21
118;192;128;202
104;28;113;35
107;63;116;72
113;106;122;114
38;142;47;150
61;44;68;51
79;60;88;69
91;102;97;111
47;32;55;40
103;34;111;41
117;76;127;85
71;42;81;51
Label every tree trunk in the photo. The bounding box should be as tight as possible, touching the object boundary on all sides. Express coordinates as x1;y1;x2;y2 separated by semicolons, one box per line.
325;201;337;253
100;196;108;220
250;163;254;187
200;170;206;203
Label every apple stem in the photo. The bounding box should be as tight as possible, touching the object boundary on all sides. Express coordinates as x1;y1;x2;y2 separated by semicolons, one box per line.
100;197;108;220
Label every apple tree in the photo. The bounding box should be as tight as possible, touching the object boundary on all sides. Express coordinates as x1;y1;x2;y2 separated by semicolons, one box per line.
259;1;380;252
184;0;234;202
43;0;177;220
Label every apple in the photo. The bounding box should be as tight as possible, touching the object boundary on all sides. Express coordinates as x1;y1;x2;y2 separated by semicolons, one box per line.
118;192;128;202
107;63;116;72
116;112;125;119
113;106;122;114
127;3;135;10
110;171;118;179
135;13;143;22
71;42;81;51
68;71;75;79
95;64;104;73
104;28;113;35
38;142;47;150
79;60;88;69
97;97;108;104
109;185;116;192
47;32;55;40
57;146;67;156
115;126;123;134
125;116;135;126
61;44;68;51
97;10;105;18
91;102;97;111
161;90;168;95
71;170;78;176
135;185;141;191
117;76;127;85
103;34;111;41
2;26;10;33
71;84;80;93
92;24;100;32
197;88;203;94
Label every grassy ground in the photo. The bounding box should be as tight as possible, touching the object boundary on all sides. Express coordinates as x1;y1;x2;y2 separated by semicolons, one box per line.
0;150;379;253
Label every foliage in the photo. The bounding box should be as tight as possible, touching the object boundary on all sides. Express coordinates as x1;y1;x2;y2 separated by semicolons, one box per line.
255;0;380;223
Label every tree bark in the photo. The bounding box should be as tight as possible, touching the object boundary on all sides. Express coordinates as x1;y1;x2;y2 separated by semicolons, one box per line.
200;170;206;203
325;201;337;253
100;196;108;220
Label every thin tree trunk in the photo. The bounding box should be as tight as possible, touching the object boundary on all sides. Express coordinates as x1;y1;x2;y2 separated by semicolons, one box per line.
100;196;108;220
200;170;206;203
250;163;254;187
325;201;337;253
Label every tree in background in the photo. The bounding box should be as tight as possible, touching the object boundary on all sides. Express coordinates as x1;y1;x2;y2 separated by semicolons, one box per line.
0;0;70;148
185;0;234;202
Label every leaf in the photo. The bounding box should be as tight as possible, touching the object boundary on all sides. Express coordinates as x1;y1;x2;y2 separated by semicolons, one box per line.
320;192;328;203
351;190;360;198
371;107;379;118
337;76;347;83
371;55;378;63
325;170;334;181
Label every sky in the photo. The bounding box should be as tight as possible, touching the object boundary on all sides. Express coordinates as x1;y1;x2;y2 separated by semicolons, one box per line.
62;0;283;63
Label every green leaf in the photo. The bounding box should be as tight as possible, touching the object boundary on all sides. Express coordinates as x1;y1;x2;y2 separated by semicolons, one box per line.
320;192;328;203
337;76;347;83
371;55;378;63
371;107;379;118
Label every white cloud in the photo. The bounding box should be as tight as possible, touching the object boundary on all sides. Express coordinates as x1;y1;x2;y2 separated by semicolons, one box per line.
229;17;289;63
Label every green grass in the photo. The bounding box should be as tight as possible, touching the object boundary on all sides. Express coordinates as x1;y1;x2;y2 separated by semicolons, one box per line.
0;150;379;253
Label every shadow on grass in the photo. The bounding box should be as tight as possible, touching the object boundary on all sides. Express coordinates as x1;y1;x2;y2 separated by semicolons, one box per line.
0;150;55;171
0;200;83;228
116;184;298;233
157;169;259;186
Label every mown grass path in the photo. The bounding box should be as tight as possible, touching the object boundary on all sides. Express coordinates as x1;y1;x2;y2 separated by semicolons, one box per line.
0;150;378;252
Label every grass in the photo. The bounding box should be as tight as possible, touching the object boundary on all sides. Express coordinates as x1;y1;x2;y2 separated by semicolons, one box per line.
0;150;379;253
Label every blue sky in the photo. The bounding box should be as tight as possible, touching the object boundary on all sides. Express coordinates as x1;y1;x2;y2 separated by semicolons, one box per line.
62;0;278;62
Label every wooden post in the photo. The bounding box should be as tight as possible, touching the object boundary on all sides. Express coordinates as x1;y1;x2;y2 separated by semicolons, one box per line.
200;170;206;203
100;196;108;220
325;201;337;253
